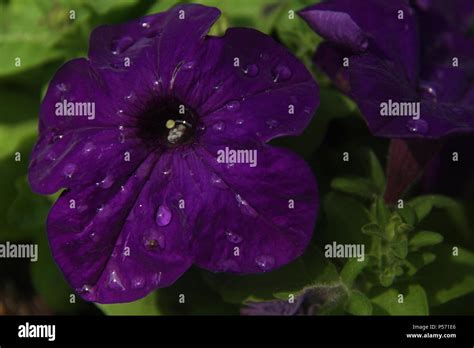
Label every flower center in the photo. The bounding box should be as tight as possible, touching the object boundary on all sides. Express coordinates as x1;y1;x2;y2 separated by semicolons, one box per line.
137;99;197;148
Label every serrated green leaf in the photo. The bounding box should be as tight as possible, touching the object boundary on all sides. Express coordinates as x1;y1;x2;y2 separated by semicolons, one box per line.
346;290;373;315
371;284;429;315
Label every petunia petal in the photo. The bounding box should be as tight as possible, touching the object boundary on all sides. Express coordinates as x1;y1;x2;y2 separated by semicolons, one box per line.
47;150;206;303
170;27;319;143
189;142;318;274
299;0;420;83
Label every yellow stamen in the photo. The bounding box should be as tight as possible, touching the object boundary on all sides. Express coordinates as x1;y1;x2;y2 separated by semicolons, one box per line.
165;119;176;129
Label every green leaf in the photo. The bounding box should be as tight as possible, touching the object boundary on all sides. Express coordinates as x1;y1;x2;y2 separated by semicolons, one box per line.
404;252;436;276
371;284;429;315
98;292;160;315
203;245;340;304
341;258;369;288
361;223;384;238
408;195;470;238
372;197;391;227
409;231;444;250
417;245;474;306
366;150;385;192
31;230;87;314
331;176;378;199
7;176;50;232
346;290;373;316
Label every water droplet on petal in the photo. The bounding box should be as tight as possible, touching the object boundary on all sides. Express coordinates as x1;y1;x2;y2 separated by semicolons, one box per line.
77;284;95;295
132;277;145;289
124;92;136;102
156;205;172;226
419;82;437;100
97;175;114;189
235;194;258;217
266;119;279;129
225;230;242;244
235;118;244;125
107;270;126;291
63;164;77;178
255;255;275;271
212;121;225;131
111;36;134;55
243;64;259;77
225;100;241;112
83;142;95;154
183;61;196;70
406;119;429;135
211;173;227;189
272;64;292;82
141;21;151;29
89;232;99;242
162;168;172;176
57;83;68;92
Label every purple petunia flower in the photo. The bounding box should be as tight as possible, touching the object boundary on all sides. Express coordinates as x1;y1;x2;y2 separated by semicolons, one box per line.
299;0;473;203
299;0;474;139
28;4;319;303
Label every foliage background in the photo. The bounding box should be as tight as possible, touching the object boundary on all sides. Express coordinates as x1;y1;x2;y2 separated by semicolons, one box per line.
0;0;473;316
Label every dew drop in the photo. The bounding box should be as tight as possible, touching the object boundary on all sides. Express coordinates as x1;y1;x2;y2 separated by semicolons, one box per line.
56;83;68;92
255;255;275;271
77;284;94;294
235;194;258;217
225;100;241;112
272;64;292;82
107;270;126;291
419;82;437;100
132;277;145;289
235;118;244;125
141;21;151;29
406;119;429;135
211;173;227;189
97;175;114;189
46;151;57;161
124;92;136;102
243;64;259;77
183;61;196;70
111;36;134;55
63;163;77;178
83;142;95;154
89;232;99;242
212;121;225;132
156;205;172;226
225;230;242;244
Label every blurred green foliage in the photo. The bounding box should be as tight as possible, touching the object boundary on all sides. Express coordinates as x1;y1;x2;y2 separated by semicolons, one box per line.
0;0;473;316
